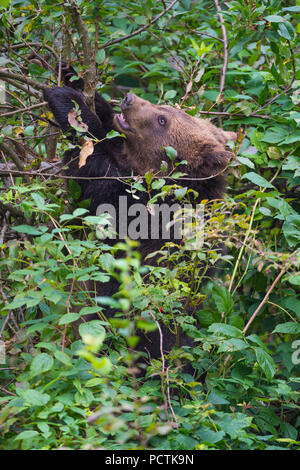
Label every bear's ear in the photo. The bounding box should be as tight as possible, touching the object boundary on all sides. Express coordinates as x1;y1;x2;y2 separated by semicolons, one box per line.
43;87;106;141
56;63;84;91
94;93;114;130
187;145;233;178
222;130;237;143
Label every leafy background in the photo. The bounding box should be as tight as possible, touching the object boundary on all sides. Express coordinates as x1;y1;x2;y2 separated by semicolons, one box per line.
0;0;299;450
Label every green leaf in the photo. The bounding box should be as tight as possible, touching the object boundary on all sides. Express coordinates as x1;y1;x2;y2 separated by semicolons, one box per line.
30;353;54;378
262;127;286;144
22;389;50;406
282;6;300;12
279;296;300;319
218;338;249;352
95;49;105;64
288;274;300;286
283;215;300;247
242;172;274;189
58;313;81;325
281;131;300;145
212;285;234;314
174;187;187;200
237;156;255;168
79;306;103;316
283;156;300;171
137;319;157;332
79;320;106;340
264;15;285;22
15;430;39;441
73;208;89;217
99;253;115;270
273;322;300;335
278;22;294;40
255;348;276;380
164;90;177;100
208;323;243;338
14;225;43;235
259;207;272;216
195;427;225;443
164;146;177;160
85;378;103;387
106;130;125;139
54;350;73;367
152;179;166;190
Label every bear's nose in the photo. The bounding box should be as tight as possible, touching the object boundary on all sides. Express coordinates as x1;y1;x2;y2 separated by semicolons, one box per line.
123;92;134;107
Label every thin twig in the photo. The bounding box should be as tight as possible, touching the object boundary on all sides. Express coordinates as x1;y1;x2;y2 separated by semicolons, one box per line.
253;41;296;115
148;305;170;423
100;0;180;49
0;201;25;219
243;269;286;334
0;166;230;181
6;41;58;59
68;1;97;111
0;101;47;118
197;109;273;120
213;0;228;103
0;70;48;91
166;366;178;428
3;77;42;99
0;144;30;184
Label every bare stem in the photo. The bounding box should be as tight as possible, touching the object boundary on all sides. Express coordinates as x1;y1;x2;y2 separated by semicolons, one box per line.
213;0;228;103
100;0;180;49
243;269;286;334
68;1;97;111
0;101;47;118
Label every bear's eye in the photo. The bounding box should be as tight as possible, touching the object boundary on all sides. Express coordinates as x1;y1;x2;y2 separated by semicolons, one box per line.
158;116;167;126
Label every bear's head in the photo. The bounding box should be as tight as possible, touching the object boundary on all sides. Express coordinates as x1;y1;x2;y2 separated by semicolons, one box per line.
113;93;236;177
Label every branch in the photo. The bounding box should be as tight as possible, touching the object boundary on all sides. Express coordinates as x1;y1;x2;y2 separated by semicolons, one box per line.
6;42;58;59
213;0;229;103
3;78;42;100
0;101;47;118
100;0;180;49
243;269;286;335
0;167;231;182
0;70;48;91
0;200;25;220
0;144;31;184
68;1;97;112
197;109;273;120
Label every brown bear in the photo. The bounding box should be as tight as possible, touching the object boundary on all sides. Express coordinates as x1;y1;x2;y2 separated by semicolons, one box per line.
113;92;236;178
44;82;236;375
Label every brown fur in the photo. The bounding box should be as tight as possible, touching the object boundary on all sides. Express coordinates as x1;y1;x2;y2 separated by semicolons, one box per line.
113;93;236;176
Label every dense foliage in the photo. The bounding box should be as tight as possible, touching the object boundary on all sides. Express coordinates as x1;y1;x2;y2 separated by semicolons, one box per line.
0;0;299;450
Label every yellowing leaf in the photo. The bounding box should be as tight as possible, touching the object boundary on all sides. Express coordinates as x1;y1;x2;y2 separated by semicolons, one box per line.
68;108;88;133
38;120;49;127
14;127;24;136
79;139;94;168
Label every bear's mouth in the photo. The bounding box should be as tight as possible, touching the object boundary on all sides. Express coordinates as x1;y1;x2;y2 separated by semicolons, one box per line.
115;113;132;132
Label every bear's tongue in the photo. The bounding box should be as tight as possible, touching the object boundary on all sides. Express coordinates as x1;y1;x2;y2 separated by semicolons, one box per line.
117;113;130;130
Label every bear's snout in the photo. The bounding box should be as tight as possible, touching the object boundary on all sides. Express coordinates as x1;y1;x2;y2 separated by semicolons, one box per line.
122;92;134;108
